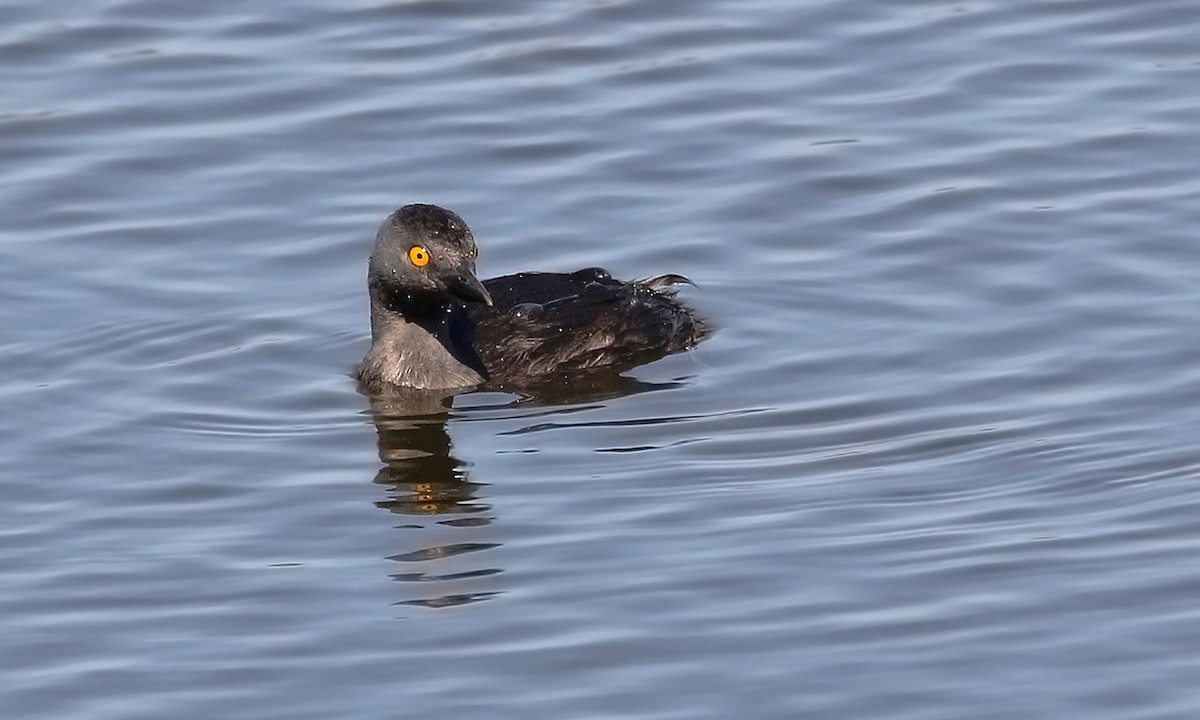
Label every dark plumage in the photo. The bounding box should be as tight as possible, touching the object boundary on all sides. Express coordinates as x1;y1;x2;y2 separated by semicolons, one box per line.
357;204;706;393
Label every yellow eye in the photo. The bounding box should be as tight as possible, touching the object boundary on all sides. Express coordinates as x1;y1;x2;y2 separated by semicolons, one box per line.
408;246;430;267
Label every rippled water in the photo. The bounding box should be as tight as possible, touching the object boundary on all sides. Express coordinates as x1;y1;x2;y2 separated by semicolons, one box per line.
5;1;1200;717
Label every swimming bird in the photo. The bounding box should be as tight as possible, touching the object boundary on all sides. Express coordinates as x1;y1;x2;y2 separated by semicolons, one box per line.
357;204;705;392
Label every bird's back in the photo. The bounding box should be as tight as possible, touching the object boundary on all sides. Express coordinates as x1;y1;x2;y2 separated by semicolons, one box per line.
468;268;705;382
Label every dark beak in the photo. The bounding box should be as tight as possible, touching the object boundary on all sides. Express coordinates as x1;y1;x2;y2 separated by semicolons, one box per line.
448;270;493;306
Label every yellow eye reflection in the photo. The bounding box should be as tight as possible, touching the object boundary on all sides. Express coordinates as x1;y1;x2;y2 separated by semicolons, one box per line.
408;246;431;267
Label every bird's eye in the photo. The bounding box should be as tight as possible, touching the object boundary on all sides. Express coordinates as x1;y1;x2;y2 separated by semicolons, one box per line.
408;246;430;267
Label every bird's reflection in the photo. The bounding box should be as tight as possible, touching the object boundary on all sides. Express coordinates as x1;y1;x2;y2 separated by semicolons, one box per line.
364;371;692;610
367;390;503;609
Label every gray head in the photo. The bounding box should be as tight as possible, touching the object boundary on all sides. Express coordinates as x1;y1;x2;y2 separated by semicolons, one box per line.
368;204;492;307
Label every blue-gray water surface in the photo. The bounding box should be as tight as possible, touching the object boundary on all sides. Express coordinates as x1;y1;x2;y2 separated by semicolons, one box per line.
4;1;1200;718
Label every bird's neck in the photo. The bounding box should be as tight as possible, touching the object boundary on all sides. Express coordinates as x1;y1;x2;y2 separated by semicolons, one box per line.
364;284;487;389
369;282;452;332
